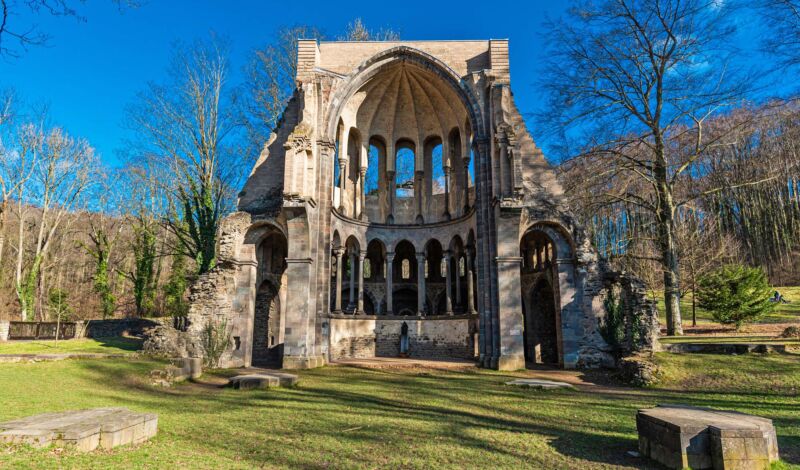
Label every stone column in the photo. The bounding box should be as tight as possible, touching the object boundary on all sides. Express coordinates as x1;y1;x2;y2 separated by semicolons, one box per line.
338;158;347;210
443;165;451;219
359;167;367;220
385;252;394;315
333;249;344;313
415;170;424;224
497;137;508;197
466;250;477;315
357;251;366;314
348;252;356;312
416;252;426;316
444;250;453;315
463;157;471;212
455;254;462;307
387;170;396;223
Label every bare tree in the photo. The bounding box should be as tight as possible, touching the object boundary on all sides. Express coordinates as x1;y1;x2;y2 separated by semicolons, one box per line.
758;0;800;69
542;0;761;335
240;20;400;154
126;38;243;275
9;125;97;319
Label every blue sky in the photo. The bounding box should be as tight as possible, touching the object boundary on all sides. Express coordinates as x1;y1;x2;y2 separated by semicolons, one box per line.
0;1;787;166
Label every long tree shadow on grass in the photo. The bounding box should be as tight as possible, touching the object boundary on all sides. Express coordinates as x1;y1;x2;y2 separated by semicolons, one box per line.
53;357;800;467
59;360;683;468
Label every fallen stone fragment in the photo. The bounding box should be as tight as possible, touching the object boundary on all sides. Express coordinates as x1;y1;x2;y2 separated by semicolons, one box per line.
505;378;575;390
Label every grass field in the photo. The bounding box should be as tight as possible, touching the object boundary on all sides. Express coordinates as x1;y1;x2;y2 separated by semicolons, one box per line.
654;286;800;327
0;337;142;355
0;353;798;469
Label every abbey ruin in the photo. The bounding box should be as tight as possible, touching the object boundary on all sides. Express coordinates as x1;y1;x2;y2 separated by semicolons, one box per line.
171;39;658;370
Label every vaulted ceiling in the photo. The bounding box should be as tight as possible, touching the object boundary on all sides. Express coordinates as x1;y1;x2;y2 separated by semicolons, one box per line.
345;61;470;149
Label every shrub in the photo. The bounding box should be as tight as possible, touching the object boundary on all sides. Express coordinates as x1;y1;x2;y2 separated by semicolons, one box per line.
600;288;625;352
201;318;231;368
48;288;74;322
696;264;775;329
780;326;800;339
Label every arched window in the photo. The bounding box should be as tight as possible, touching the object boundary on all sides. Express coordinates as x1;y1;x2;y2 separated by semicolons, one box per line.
424;260;429;279
459;257;465;277
334;142;341;187
396;145;415;198
401;259;411;279
365;144;380;196
440;258;447;277
364;259;372;279
431;143;445;195
468;149;475;188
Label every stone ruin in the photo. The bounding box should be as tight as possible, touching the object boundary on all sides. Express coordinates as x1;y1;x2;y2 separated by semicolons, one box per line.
144;39;659;371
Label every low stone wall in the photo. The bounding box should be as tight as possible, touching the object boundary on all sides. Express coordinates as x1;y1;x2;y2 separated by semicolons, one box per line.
329;315;478;361
77;318;169;339
661;342;787;355
0;321;8;341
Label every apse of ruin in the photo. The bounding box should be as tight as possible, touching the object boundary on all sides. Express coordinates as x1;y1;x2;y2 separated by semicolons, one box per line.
184;39;658;371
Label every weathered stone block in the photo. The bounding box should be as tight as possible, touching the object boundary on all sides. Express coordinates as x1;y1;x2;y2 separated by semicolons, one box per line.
0;408;157;452
637;405;779;469
228;372;298;390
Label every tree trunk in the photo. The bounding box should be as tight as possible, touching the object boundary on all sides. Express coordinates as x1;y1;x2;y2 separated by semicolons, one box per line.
655;143;683;336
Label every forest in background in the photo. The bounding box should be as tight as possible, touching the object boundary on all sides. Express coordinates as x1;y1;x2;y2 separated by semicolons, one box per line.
0;1;798;337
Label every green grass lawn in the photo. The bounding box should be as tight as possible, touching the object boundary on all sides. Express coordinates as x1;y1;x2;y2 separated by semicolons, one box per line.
0;337;143;355
654;286;800;326
0;353;798;469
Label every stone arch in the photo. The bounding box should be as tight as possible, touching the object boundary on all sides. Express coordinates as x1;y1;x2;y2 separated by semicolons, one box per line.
252;280;283;366
248;225;288;367
519;223;576;367
323;46;487;143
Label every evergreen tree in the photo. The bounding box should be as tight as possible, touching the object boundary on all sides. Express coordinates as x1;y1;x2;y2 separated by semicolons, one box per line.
697;264;776;329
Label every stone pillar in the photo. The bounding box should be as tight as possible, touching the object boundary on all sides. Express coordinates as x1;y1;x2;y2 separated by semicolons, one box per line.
455;255;462;307
416;252;426;316
495;256;526;371
385;252;394;315
444;250;453;315
463;157;471;212
387;170;396;223
359;167;367;220
443;165;451;219
466;250;477;315
348;252;356;312
333;249;344;313
357;250;366;314
337;158;347;210
556;258;578;368
415;170;424;224
497;137;508;197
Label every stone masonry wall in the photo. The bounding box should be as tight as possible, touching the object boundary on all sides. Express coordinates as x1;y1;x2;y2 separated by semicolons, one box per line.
0;321;8;341
329;317;478;360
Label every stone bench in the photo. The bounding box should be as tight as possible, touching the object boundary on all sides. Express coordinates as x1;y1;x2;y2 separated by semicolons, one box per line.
637;405;779;469
0;408;157;452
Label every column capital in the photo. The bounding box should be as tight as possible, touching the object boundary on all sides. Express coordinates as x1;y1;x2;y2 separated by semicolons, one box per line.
416;252;426;261
385;251;395;260
359;250;368;259
333;248;345;257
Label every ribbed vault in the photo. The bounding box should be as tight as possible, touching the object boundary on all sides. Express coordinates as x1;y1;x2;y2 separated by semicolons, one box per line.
351;61;469;153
